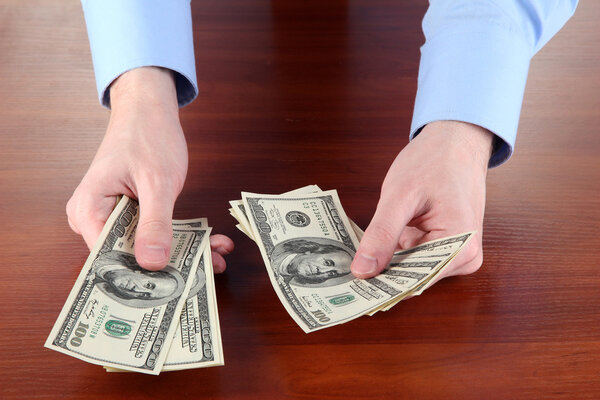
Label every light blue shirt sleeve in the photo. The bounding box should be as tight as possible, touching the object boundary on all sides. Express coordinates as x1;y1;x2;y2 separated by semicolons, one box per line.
81;0;197;108
411;0;578;167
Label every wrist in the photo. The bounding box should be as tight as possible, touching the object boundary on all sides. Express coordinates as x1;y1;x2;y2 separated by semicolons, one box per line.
109;67;179;117
420;121;494;170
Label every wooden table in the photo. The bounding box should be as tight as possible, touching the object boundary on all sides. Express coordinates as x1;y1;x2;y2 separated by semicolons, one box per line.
1;1;598;398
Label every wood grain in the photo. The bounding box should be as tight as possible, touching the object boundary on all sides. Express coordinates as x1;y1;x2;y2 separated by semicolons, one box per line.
1;1;598;399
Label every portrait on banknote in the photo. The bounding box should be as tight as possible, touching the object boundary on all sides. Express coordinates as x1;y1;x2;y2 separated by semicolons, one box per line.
186;267;207;299
92;250;185;307
270;238;354;287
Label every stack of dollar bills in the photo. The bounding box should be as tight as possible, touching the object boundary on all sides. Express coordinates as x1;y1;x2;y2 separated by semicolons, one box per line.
45;196;224;375
229;185;473;333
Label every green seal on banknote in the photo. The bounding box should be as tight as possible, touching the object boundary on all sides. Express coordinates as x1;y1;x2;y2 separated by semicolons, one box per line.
104;320;132;337
328;294;355;306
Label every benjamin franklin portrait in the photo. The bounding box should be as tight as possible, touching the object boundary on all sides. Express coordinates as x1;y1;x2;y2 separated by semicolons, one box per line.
92;250;185;308
270;237;355;288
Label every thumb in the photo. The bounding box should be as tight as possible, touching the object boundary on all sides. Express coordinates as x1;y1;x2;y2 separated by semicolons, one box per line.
134;187;176;271
351;198;414;279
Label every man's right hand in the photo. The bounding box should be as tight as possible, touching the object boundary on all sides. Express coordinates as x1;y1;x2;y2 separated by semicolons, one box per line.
67;67;233;273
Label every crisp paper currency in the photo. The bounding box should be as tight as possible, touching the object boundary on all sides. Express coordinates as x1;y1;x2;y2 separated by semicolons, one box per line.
230;185;322;240
231;185;366;242
235;223;252;238
173;218;208;229
242;190;404;332
163;246;223;370
366;232;474;314
45;197;211;374
104;220;223;372
349;219;364;241
164;219;224;370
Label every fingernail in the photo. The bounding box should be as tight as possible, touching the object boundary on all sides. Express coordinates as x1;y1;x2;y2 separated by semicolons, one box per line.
142;245;167;263
353;253;378;275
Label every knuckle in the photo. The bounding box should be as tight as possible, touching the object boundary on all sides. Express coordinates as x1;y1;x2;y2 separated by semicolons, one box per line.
136;219;172;238
66;196;76;218
138;170;184;199
365;223;398;248
138;219;171;232
67;215;80;234
457;243;483;275
460;256;483;275
462;242;480;263
66;191;87;222
66;191;95;236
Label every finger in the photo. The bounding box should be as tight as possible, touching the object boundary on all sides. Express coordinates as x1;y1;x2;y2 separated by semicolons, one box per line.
439;234;482;279
351;197;416;278
134;184;176;271
66;190;116;250
210;234;234;256
416;229;483;284
67;212;81;235
397;226;427;249
80;218;107;250
211;251;227;274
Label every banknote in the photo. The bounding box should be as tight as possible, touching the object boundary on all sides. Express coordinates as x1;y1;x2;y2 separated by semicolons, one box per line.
240;189;473;331
230;185;364;241
45;196;211;374
163;220;223;371
241;190;395;332
105;244;224;372
104;218;223;372
229;185;322;239
365;233;472;314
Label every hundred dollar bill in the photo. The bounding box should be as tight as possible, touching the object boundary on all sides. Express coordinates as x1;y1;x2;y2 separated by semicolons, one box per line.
242;189;474;331
230;185;364;242
242;190;400;332
230;185;322;240
107;248;224;372
45;196;211;374
106;221;224;373
163;219;223;370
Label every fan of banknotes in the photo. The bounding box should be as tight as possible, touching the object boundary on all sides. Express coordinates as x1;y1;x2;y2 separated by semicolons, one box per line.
45;188;472;374
229;185;473;333
45;197;224;375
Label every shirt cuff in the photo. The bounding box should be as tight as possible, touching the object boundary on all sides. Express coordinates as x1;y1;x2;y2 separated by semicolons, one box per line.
81;0;197;108
410;23;531;167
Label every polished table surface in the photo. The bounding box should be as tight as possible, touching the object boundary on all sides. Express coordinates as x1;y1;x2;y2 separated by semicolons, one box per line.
1;1;599;399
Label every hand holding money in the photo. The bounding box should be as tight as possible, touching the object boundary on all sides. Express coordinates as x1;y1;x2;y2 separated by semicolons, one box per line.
230;186;474;332
351;121;491;283
66;68;188;271
47;197;224;374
